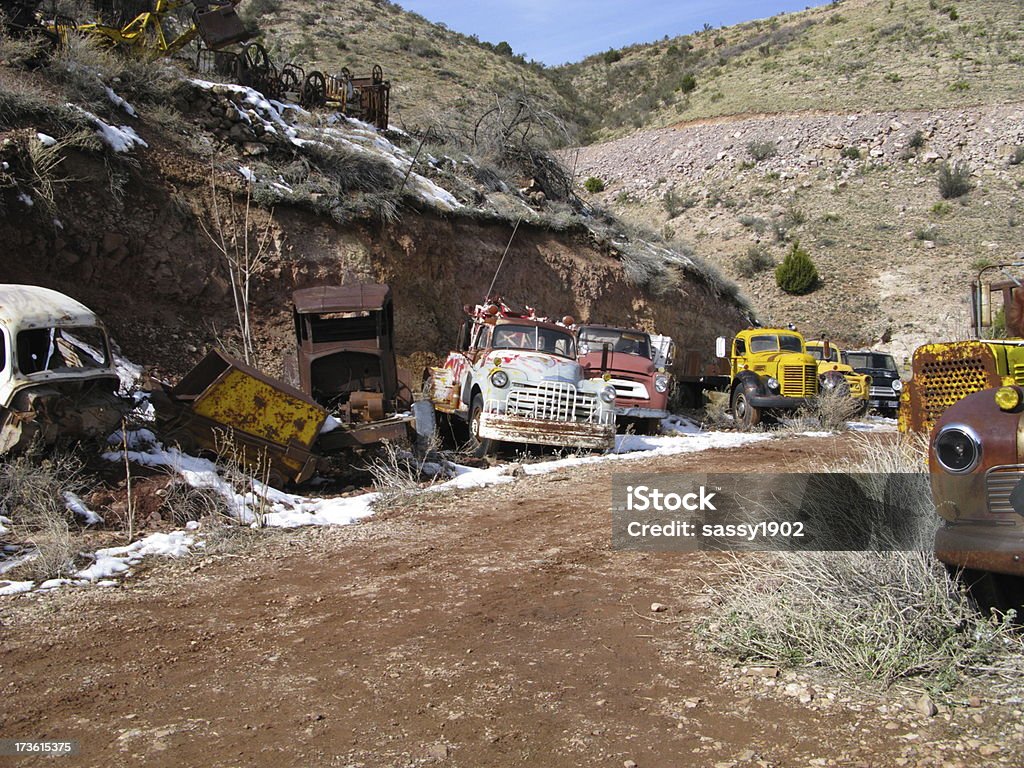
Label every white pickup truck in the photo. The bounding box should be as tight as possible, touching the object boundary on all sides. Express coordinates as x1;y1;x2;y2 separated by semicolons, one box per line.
427;301;617;456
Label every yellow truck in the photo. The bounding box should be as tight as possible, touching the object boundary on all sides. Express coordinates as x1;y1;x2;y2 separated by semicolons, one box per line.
900;270;1024;434
805;340;871;414
715;328;819;429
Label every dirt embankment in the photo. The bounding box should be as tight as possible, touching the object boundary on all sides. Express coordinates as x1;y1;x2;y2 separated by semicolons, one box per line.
0;146;745;381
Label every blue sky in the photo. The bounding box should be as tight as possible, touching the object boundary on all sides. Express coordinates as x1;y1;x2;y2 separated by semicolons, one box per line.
395;1;832;65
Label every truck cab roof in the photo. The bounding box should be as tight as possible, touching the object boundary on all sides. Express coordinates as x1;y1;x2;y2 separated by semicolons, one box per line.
0;284;101;330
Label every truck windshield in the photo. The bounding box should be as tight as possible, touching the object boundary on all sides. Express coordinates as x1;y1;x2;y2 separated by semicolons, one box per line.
17;326;109;374
846;352;897;371
578;328;652;359
807;345;839;362
749;334;803;353
492;324;576;359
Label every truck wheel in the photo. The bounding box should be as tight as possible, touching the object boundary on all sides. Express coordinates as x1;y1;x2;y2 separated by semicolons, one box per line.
731;387;762;430
468;395;495;458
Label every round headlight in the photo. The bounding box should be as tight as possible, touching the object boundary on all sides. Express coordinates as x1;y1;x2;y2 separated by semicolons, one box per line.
821;374;838;389
892;379;903;392
995;385;1022;412
600;385;617;403
654;374;669;393
491;370;509;388
766;376;780;392
934;426;981;474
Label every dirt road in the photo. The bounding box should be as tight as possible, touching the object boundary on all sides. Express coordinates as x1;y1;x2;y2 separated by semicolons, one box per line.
0;433;1017;767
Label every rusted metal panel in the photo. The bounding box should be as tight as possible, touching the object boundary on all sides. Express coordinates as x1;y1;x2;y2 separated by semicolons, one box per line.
156;349;326;486
478;412;613;450
316;416;413;452
292;285;391;315
194;3;251;50
901;341;1002;433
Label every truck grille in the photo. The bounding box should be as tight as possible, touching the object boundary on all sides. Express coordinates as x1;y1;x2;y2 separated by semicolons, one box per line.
985;465;1024;517
609;378;650;400
918;355;993;432
492;382;611;424
780;365;816;397
870;385;897;398
1013;364;1024;386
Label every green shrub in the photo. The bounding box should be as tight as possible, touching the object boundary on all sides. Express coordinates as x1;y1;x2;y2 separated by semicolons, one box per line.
775;241;818;294
841;146;862;160
909;129;927;149
680;73;697;93
747;140;777;162
937;160;972;199
603;49;622;64
736;245;774;277
583;176;605;194
663;187;696;217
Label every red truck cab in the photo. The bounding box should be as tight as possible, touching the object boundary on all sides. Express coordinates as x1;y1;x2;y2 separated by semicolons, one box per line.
577;325;672;435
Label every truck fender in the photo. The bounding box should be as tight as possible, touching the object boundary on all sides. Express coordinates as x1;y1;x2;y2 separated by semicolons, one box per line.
733;370;766;397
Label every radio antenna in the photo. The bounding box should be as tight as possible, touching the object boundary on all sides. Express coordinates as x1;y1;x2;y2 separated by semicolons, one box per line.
485;217;521;302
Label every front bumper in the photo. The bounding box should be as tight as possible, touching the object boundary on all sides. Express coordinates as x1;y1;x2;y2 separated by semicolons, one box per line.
935;523;1024;577
478;412;614;450
615;406;670;419
748;394;807;410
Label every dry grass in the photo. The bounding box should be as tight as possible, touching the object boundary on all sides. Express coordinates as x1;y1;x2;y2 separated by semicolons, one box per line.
705;434;1024;694
0;452;89;582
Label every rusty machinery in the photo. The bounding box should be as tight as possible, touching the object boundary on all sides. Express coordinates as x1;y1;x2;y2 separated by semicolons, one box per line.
57;0;251;57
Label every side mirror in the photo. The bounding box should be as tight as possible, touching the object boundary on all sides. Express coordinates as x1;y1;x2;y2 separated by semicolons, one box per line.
976;281;992;329
601;342;611;373
715;336;727;359
822;339;831;361
457;322;470;351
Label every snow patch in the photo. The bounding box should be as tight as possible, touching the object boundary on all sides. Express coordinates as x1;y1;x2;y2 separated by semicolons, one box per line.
104;85;137;117
64;492;103;525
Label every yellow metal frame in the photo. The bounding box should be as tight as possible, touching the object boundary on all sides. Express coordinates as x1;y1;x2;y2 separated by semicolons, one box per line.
71;0;199;57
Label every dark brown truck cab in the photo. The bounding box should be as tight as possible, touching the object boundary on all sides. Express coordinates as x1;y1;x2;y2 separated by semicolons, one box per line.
292;284;412;449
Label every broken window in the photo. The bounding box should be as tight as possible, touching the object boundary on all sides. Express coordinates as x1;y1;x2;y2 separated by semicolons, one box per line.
16;326;108;374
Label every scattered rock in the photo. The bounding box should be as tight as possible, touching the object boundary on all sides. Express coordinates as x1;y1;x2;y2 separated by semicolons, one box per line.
650;602;667;613
426;743;449;760
914;693;938;717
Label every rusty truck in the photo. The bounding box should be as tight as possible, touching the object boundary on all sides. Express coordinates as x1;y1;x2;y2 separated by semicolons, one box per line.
929;384;1024;610
427;300;617;456
901;264;1024;434
576;324;672;435
0;285;127;454
153;284;414;486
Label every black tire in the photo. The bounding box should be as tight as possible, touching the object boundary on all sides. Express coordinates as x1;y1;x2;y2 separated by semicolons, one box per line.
468;394;495;458
731;387;762;430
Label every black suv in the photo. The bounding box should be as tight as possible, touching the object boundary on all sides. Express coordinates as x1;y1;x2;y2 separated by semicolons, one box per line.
843;350;903;417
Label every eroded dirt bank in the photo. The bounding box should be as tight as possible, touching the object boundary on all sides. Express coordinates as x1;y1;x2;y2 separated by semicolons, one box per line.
0;148;745;381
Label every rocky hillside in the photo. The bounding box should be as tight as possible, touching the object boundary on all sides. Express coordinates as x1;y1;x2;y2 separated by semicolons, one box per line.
236;0;578;144
569;102;1024;363
559;0;1023;142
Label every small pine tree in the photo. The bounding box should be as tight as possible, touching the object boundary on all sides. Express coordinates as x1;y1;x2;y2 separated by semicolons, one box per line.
775;241;819;294
583;176;605;193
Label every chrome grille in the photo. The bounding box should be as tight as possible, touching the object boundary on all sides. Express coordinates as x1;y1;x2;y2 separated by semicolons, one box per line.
780;365;816;397
609;378;650;399
490;382;610;424
985;465;1024;516
1013;364;1024;386
870;385;897;398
